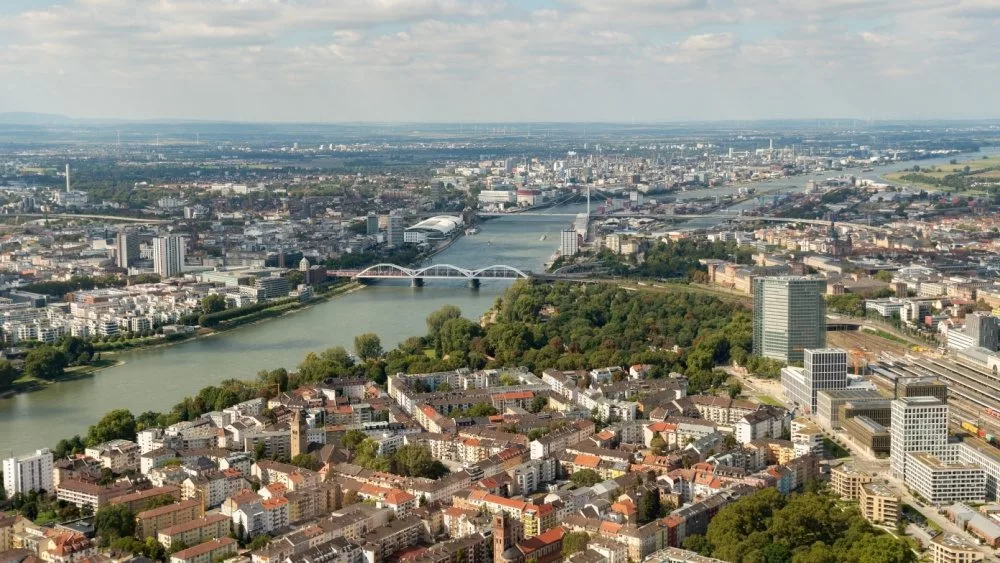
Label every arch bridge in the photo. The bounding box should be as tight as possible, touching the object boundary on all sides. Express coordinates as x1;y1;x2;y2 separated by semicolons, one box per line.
328;263;530;287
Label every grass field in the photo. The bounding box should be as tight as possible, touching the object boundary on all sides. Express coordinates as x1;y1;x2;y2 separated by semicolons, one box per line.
884;155;1000;188
757;394;785;407
13;358;122;393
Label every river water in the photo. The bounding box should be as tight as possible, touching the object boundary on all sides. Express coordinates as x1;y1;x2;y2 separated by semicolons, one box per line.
1;148;994;455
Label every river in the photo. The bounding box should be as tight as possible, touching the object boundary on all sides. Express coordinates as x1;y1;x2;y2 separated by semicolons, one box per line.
1;148;995;456
0;206;586;455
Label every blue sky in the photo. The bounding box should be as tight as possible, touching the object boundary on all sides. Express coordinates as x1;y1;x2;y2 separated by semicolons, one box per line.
0;0;997;122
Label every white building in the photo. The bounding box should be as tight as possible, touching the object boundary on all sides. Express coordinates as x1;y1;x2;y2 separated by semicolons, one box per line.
560;229;579;257
905;451;986;505
3;448;54;495
153;235;187;278
890;397;950;481
781;348;847;415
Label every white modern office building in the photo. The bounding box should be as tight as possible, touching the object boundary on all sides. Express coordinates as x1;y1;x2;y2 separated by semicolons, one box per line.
905;451;986;505
781;348;848;414
890;396;950;480
2;448;54;495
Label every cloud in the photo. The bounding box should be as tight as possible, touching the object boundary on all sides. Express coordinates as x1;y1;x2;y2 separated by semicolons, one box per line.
0;0;996;121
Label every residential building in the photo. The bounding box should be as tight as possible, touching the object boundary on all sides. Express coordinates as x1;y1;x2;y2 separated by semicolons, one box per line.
84;439;140;473
929;533;984;563
3;448;54;495
387;211;404;248
136;499;203;538
157;514;232;549
752;276;826;363
153;235;187;278
830;464;871;500
116;230;140;269
169;537;238;563
560;230;579;257
859;483;899;525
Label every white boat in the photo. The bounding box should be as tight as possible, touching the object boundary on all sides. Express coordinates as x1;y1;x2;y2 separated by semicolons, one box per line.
466;227;479;235
539;234;547;241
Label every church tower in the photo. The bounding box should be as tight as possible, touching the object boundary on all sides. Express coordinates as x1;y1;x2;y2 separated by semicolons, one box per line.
291;409;308;457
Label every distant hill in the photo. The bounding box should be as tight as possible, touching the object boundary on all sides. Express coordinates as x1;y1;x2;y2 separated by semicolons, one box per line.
0;112;74;125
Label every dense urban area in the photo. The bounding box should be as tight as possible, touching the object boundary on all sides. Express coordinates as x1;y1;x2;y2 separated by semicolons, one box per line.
4;119;1000;563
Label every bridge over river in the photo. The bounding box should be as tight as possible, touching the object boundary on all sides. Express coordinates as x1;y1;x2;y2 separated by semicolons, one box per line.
329;263;531;287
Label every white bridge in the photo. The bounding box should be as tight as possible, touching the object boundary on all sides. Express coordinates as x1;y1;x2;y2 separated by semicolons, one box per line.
329;263;530;286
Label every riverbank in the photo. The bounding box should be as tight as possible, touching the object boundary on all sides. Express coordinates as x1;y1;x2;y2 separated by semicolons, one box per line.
11;358;123;394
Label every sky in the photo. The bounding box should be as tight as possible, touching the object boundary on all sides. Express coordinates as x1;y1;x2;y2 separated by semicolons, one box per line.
0;0;998;123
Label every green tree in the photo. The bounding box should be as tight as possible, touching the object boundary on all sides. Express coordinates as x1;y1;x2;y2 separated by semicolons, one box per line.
529;395;548;413
727;382;743;400
570;469;602;487
23;346;69;380
354;333;384;362
94;504;136;540
426;305;462;341
649;433;668;455
87;409;137;445
874;270;894;283
201;294;227;314
290;454;321;471
561;531;590;557
682;534;712;556
341;429;368;451
0;360;17;392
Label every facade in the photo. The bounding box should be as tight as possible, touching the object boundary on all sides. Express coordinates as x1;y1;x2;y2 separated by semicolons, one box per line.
842;415;891;454
136;499;203;538
169;537;238;563
153;235;187;278
387;211;404;247
560;230;579;257
815;388;885;429
781;348;847;415
3;448;54;495
859;482;899;524
116;230;140;269
830;464;871;500
752;276;826;363
905;452;986;505
890;396;949;480
929;533;984;563
965;313;1000;352
157;514;232;549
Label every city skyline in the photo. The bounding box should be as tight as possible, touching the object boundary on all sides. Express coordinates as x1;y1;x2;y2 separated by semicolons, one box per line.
1;0;998;123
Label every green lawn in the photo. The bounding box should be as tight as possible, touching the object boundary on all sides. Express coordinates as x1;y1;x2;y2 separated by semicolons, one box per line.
823;437;851;459
757;394;784;407
13;358;121;392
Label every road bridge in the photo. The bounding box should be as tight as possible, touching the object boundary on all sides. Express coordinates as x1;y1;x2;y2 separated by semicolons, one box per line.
329;263;530;287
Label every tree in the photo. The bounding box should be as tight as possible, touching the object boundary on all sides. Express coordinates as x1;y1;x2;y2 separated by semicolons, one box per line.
649;433;668;455
727;382;743;400
639;490;662;524
341;429;368;451
201;294;227;314
0;360;17;392
94;504;136;540
247;535;271;551
682;534;712;556
253;442;268;461
87;409;137;445
23;346;69;380
874;270;894;283
426;305;462;341
570;469;602;487
561;532;590;557
60;336;94;365
290;454;321;471
529;396;548;413
354;333;384;362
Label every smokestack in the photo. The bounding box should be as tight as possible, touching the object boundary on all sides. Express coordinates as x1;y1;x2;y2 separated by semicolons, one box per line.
65;164;71;192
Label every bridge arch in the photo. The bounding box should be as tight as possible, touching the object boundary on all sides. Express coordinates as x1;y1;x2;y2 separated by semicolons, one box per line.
412;264;474;278
354;263;416;278
472;265;530;279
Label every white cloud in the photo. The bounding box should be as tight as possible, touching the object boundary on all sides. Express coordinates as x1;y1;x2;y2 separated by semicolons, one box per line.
0;0;996;121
